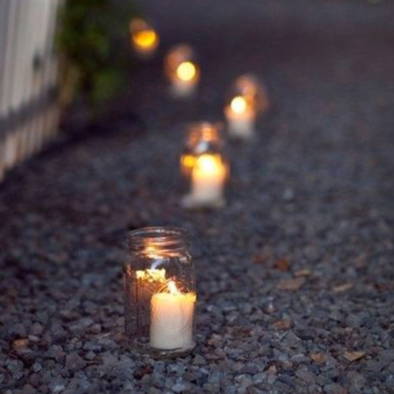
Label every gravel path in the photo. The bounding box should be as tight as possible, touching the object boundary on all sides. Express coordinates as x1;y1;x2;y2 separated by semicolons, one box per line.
1;1;394;393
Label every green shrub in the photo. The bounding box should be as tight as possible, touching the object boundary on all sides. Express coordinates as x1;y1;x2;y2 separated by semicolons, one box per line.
57;0;139;115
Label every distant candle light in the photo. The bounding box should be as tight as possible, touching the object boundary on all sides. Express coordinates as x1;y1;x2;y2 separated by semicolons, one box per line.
176;61;197;82
180;122;223;177
165;44;200;97
230;95;248;115
225;74;269;140
130;18;159;58
182;153;228;209
181;155;197;175
134;30;157;49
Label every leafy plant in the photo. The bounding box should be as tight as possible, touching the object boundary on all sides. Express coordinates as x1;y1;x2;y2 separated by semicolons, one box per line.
57;0;139;115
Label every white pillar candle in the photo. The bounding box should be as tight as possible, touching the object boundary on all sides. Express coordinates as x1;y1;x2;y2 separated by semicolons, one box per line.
184;154;227;207
171;80;196;97
191;165;224;203
225;95;256;139
150;281;196;350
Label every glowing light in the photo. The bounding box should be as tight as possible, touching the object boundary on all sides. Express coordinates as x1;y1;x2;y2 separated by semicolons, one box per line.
234;74;269;114
176;61;197;82
230;96;248;115
136;269;166;282
133;29;158;50
130;18;159;55
196;154;218;173
181;154;197;171
194;154;227;179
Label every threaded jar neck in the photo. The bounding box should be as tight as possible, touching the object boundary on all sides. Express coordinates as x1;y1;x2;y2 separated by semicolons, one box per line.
129;226;188;257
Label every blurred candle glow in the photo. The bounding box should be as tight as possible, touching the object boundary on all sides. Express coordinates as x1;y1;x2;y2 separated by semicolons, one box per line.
165;45;199;97
180;122;222;177
180;154;197;176
130;18;159;58
225;74;269;139
225;95;255;139
236;74;269;115
231;96;248;114
182;153;228;208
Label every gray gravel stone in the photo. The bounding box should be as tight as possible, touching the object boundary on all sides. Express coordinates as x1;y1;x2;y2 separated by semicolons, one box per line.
0;1;393;393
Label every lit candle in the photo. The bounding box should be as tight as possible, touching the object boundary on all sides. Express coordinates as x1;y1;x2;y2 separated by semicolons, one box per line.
180;122;222;177
172;61;199;97
225;95;256;139
182;153;228;208
150;280;196;350
165;45;200;97
129;18;159;58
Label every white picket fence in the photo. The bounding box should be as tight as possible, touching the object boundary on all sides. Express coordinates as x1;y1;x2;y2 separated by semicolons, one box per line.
0;0;63;181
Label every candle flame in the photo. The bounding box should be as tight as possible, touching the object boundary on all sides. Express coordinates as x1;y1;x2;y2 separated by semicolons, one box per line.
176;61;197;82
167;280;180;295
133;29;158;49
230;95;247;115
195;154;223;174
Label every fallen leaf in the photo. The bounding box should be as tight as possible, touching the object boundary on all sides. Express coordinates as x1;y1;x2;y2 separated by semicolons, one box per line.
344;351;365;362
275;259;289;272
277;277;305;291
267;365;277;375
295;269;311;277
273;319;292;330
310;353;327;363
12;338;29;351
333;283;353;293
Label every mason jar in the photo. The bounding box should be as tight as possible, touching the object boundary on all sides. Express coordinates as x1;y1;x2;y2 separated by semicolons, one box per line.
180;121;223;177
224;74;269;139
124;227;196;357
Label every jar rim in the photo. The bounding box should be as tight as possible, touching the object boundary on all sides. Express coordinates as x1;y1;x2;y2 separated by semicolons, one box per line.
128;226;189;253
129;226;187;239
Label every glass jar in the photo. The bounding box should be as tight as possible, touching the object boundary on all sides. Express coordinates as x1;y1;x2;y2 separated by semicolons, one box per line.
233;74;269;115
224;74;269;139
180;122;223;177
124;227;196;357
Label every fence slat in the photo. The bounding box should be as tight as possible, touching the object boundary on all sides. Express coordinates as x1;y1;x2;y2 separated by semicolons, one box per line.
0;0;62;181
